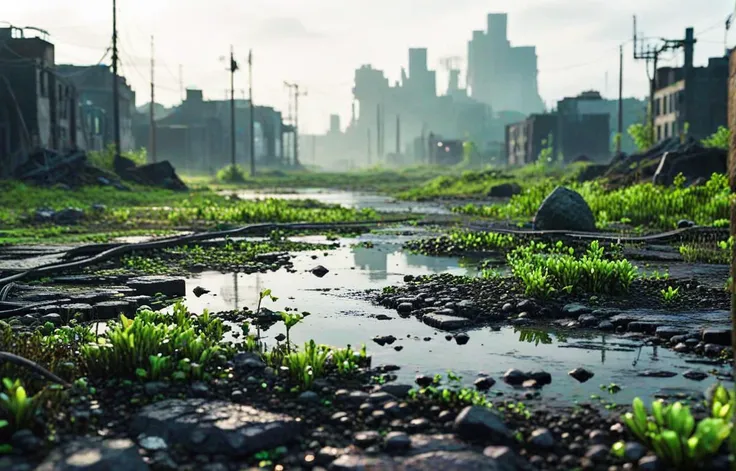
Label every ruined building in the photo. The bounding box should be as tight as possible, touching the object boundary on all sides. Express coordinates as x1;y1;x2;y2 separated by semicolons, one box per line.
467;13;544;115
0;26;79;176
653;28;728;143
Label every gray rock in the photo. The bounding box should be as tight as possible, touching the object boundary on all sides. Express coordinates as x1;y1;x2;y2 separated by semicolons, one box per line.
402;450;506;470
422;313;471;331
624;441;647;462
503;368;528;385
397;302;414;314
578;314;598;327
569;367;594;383
54;208;85;225
585;444;609;461
527;370;551;385
60;303;94;321
529;428;555;448
138;436;168;451
683;370;708;381
384;431;411;453
628;322;661;334
474;376;496;391
354;430;381;447
638;455;662;471
129;398;299;457
409;434;468;455
298;391;319;404
127;276;185;297
638;370;677;378
564;303;591;316
36;438;148;471
454;333;470;345
10;429;42;453
454;406;512;443
533;186;596;232
232;352;266;370
488;182;522;198
311;265;329;278
655;326;686;340
328;454;395;470
94;300;134;320
378;384;413;399
702;328;732;346
597;320;615;331
677;219;696;229
192;286;210;297
483;446;530;471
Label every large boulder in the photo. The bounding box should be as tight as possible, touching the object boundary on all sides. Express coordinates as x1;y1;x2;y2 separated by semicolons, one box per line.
652;148;726;186
533;186;596;232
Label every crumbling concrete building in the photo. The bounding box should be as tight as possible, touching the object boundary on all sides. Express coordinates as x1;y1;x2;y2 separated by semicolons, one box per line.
0;26;79;177
467;13;545;115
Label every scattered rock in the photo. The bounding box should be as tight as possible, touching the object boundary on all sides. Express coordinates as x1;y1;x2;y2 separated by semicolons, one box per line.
127;276;185;297
624;441;647;462
373;335;397;346
533;186;596;232
568;367;594;383
422;313;471;331
298;391;320;404
54;207;85;225
677;219;696;229
488;182;522;198
94;300;134;320
584;444;609;462
527;370;551;385
129;398;299;457
453;333;470;345
502;369;528;385
384;431;411;453
402;450;502;470
378;384;413;399
192;286;210;297
474;377;496;391
563;303;591;316
638;455;662;471
683;370;708;381
529;428;555;449
36;438;147;471
415;375;434;388
702;328;732;346
397;302;414;314
454;406;513;443
637;370;678;378
655;326;687;340
311;265;329;278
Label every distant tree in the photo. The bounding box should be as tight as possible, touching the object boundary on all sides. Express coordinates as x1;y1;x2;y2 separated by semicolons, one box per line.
627;122;654;152
537;134;554;164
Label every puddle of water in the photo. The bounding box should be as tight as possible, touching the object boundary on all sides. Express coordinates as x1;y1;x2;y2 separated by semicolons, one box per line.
227;188;452;215
182;240;730;404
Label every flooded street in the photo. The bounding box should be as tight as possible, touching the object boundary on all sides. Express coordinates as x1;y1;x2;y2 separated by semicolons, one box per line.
182;233;730;405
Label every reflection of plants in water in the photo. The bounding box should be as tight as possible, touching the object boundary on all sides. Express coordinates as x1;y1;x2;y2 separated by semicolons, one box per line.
516;328;552;346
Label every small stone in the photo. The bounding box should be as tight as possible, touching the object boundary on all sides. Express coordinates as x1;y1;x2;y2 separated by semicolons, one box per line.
624;441;647;462
378;384;412;398
454;333;470;345
298;391;320;404
568;367;594;383
311;265;329;277
139;435;168;451
638;455;662;471
702;328;731;346
474;377;496;391
522;379;540;389
677;219;696;229
384;431;411;453
454;406;513;442
39;313;63;326
529;428;555;448
503;368;528;385
598;320;614;331
36;438;147;471
637;370;677;378
354;430;381;447
527;370;551;385
585;444;609;461
11;429;42;453
192;286;210;297
415;375;434;388
397;302;413;314
672;342;689;353
564;303;591;315
683;370;708;381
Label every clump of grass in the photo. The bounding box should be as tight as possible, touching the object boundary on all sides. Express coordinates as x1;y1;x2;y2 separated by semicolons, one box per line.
406;230;515;255
88;144;147;171
81;302;229;381
216;164;248;183
613;388;733;470
661;286;680;303
679;237;732;265
408;371;493;409
508;240;638;297
454;173;730;230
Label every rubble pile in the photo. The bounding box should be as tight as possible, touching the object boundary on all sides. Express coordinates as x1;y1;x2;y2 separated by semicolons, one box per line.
595;137;726;188
13;148;187;191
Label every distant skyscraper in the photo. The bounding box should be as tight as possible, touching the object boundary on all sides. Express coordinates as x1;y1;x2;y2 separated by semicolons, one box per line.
466;13;544;115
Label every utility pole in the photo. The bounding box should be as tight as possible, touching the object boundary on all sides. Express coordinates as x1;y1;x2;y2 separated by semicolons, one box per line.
248;49;255;176
112;0;121;158
633;16;694;145
284;82;306;166
229;45;238;168
149;35;157;162
616;44;623;154
395;114;400;155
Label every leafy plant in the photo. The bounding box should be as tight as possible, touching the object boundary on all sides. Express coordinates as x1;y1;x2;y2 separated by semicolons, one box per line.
254;289;278;340
0;378;41;430
628;121;654;152
617;396;732;469
661;286;680;303
701;126;730;150
280;312;303;354
216;164;248;183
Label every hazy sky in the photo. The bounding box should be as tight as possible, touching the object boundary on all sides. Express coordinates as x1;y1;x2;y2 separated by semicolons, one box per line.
4;0;734;133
